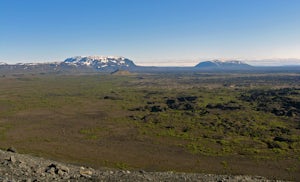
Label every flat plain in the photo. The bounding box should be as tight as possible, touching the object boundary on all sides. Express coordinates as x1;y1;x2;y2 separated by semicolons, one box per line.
0;72;299;181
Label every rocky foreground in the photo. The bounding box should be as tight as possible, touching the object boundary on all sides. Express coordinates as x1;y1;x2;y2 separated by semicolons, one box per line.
0;149;283;182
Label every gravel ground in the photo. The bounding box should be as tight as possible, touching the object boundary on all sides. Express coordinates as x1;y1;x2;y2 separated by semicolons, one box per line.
0;149;285;182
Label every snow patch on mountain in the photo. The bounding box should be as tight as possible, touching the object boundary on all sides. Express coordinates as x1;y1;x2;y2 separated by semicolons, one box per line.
211;60;245;65
0;62;8;65
63;56;136;70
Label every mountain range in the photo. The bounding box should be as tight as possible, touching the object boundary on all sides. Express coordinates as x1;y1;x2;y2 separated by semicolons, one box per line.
63;56;136;71
0;56;299;74
195;60;253;69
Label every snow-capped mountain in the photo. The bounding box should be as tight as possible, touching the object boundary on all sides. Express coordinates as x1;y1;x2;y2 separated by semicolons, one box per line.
2;57;300;74
0;62;7;65
63;56;136;70
195;60;252;69
0;56;137;73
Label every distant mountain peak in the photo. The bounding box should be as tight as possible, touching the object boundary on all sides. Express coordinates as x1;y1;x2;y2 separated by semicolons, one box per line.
211;60;244;64
69;55;126;61
63;56;136;70
195;60;252;69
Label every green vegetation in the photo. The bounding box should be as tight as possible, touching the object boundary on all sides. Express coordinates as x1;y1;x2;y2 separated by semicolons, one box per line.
79;127;103;140
0;123;13;140
0;72;299;180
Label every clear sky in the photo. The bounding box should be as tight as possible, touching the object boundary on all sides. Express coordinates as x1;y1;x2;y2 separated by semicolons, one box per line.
1;0;300;66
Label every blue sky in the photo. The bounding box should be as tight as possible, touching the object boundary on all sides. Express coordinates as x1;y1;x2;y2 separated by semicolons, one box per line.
1;0;300;66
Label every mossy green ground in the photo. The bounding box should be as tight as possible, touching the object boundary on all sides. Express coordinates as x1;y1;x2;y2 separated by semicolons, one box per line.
0;72;299;180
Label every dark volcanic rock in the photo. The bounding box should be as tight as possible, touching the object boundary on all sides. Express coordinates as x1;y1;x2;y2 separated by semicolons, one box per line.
150;105;164;112
165;96;198;111
7;147;17;153
240;88;300;117
206;102;241;110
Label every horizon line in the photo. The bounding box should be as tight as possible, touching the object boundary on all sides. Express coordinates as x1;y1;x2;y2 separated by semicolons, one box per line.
2;57;300;67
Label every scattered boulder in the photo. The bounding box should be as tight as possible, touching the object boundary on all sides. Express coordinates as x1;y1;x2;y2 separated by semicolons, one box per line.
199;109;209;116
141;114;160;123
273;136;293;143
128;106;146;111
79;166;93;178
177;96;198;102
103;95;123;100
128;115;140;120
9;156;17;164
7;147;17;153
0;149;279;181
45;163;69;176
182;126;191;133
150;105;164;112
286;109;298;117
166;99;177;109
165;125;175;129
271;108;285;116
